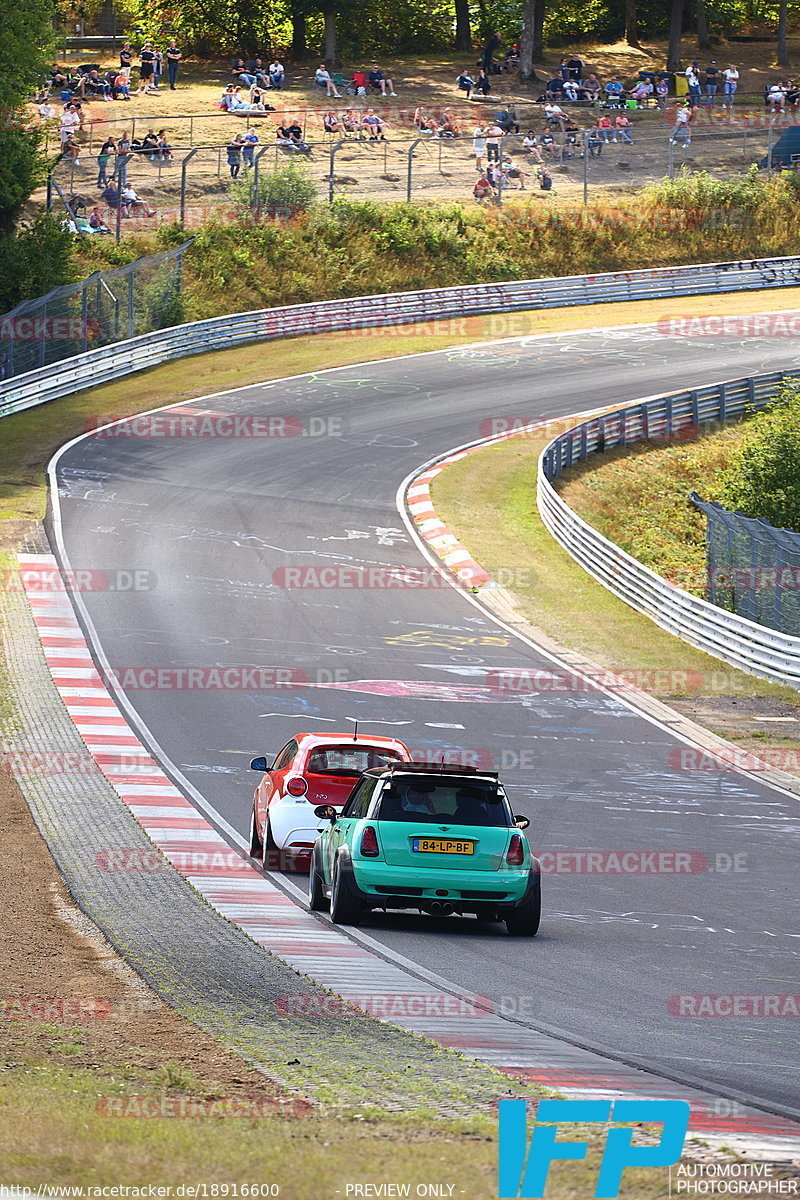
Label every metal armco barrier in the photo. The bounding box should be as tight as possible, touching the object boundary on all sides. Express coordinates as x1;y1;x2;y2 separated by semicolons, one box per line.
3;253;800;419
537;371;800;688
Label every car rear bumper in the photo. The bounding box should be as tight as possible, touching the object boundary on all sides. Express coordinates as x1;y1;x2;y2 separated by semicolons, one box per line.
346;857;538;911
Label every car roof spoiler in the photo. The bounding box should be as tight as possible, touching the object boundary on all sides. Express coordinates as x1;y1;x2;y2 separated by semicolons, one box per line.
381;761;499;779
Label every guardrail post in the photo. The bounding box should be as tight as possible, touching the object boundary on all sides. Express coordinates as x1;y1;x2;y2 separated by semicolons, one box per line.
747;377;756;407
690;390;700;425
665;395;673;439
328;140;345;203
81;278;89;354
583;131;589;204
767;119;774;178
180;147;198;226
719;382;727;422
128;262;135;339
253;145;270;213
406;138;423;202
619;410;627;447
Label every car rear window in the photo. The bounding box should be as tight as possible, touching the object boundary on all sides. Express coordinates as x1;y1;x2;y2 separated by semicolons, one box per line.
306;746;404;776
376;778;510;827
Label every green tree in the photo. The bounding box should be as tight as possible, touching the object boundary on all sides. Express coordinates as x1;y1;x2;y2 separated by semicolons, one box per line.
719;383;800;532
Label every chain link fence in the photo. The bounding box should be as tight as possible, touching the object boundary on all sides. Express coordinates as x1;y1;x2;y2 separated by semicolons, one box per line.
0;242;192;380
691;492;800;635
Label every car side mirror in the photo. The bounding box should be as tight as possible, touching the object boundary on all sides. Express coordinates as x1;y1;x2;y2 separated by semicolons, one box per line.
514;814;530;830
249;756;268;772
314;805;337;822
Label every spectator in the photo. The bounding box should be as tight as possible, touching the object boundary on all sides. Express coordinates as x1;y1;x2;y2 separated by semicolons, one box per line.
563;78;579;102
368;63;396;96
121;184;156;216
276;118;310;152
723;63;739;108
562;118;580;157
152;47;163;90
323;110;341;135
436;108;460;137
504;45;520;71
704;61;719;106
414;106;436;134
38;98;56;119
522;130;542;161
269;60;285;89
88;206;110;232
597;113;614;142
545;101;567;129
119;42;132;73
457;70;475;99
136;42;156;94
315;65;341;97
558;56;571;83
786;80;800;114
472;125;486;170
115;132;132;185
629;78;653;104
503;158;528;189
615;112;633;144
566;54;583;80
539;129;556;156
484;122;503;162
61;132;81;164
111;71;131;99
97;137;115;186
496;104;519;133
582;73;601;103
252;58;270;88
249;84;269;109
685;62;702;105
655;77;670;108
227;133;243;178
102;182;122;210
473;67;491;97
768;82;787;112
482;30;500;73
142;127;160;160
242;127;259;166
157;129;173;161
232;59;257;87
473;172;493;201
59;104;80;144
362;108;387;140
85;69;111;100
341;108;361;136
603;75;625;106
166;41;181;90
670;100;694;147
545;75;564;100
586;128;603;157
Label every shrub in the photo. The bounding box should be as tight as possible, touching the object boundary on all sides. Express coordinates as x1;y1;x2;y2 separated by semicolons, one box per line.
718;382;800;532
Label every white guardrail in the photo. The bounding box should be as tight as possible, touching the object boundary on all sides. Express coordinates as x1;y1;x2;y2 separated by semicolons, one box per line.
537;371;800;689
4;253;800;419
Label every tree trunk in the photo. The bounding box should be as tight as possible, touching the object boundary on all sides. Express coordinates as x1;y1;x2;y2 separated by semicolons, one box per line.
520;0;535;79
533;0;545;59
696;0;710;50
778;0;789;68
454;0;471;51
625;0;641;48
323;8;338;67
291;3;307;59
667;0;684;72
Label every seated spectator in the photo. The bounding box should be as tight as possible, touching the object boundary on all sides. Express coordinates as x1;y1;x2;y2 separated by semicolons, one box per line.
473;172;493;201
414;105;437;134
562;119;580;156
504;44;520;71
341;108;362;135
368;63;396;96
496;104;519;133
615;112;634;143
88;206;110;232
473;67;491;96
351;69;367;96
156;129;173;161
768;82;787;112
59;103;81;144
786;80;800;113
111;71;131;99
436;108;460;137
502;158;527;188
456;70;475;99
522;130;543;161
545;76;564;100
586;128;603;157
539;130;556;156
252;58;270;88
582;73;601;102
604;75;625;106
232;58;257;87
249;84;269;109
85;69;112;100
597;113;614;142
276;119;310;152
361;108;387;140
61;133;81;163
101;181;122;209
315;65;342;97
561;78;578;102
269;60;285;89
38;98;56;119
629;78;653;104
323;110;341;134
544;101;567;128
121;184;156;217
141;128;160;159
655;77;670;107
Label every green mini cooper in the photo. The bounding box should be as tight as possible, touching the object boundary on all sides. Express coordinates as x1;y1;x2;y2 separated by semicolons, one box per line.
308;763;540;936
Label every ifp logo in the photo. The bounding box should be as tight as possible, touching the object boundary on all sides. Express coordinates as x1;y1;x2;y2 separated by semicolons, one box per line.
498;1098;690;1198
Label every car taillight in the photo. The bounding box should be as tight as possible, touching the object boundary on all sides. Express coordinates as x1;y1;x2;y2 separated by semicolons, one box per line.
506;834;524;866
360;826;380;857
287;777;308;797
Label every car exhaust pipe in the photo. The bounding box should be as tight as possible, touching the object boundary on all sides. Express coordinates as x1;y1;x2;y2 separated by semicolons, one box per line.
427;900;455;916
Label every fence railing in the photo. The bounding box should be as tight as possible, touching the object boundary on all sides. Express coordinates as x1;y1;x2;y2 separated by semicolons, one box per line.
537;371;800;688
4;254;800;420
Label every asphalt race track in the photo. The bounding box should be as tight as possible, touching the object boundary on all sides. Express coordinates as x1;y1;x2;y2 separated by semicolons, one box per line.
50;324;800;1117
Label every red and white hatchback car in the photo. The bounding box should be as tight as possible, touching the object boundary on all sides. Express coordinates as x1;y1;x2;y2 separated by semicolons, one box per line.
248;732;411;865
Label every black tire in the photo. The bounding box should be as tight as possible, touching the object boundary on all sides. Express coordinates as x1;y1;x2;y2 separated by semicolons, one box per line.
308;847;329;912
260;810;280;870
329;856;363;926
505;878;541;937
248;806;263;858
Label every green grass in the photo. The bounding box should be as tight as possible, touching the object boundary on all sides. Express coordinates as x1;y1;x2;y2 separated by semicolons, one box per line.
432;432;800;705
